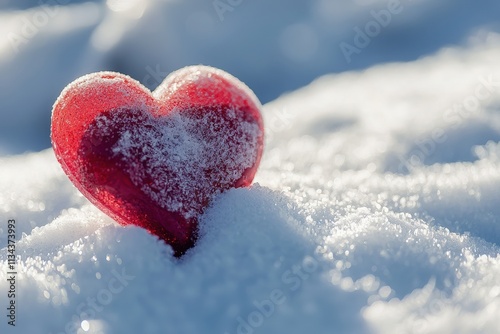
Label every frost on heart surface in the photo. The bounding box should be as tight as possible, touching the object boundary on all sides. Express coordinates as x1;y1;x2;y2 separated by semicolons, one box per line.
51;66;264;256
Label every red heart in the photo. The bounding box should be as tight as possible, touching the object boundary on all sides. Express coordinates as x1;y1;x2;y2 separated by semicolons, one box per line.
51;66;264;256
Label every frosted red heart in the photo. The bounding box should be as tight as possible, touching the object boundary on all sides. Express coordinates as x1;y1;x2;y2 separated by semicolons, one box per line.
51;66;264;255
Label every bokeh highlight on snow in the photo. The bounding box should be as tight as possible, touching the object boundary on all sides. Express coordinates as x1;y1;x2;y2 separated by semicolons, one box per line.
1;0;500;333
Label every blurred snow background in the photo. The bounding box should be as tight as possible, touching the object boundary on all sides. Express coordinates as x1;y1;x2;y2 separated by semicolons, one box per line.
1;0;500;333
1;0;500;154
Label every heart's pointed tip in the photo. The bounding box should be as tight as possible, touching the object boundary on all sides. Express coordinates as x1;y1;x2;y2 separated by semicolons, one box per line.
160;231;198;259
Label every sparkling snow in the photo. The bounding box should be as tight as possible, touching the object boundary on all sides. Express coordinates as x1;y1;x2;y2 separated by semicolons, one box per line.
1;33;500;333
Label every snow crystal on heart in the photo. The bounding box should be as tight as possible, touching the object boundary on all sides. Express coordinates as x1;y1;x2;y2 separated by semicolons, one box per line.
92;105;261;219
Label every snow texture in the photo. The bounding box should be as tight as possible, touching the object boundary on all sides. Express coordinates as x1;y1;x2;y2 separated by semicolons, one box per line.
1;33;500;333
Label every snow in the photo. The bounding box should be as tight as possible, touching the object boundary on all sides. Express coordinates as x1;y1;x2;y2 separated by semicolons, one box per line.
1;31;500;333
2;0;500;332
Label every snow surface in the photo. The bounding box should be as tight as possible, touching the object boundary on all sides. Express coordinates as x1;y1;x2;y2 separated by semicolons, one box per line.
1;33;500;333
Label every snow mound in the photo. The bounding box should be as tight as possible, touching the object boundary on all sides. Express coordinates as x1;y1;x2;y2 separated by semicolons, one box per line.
1;36;500;333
